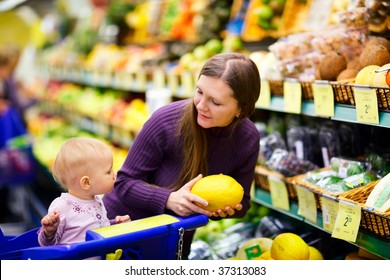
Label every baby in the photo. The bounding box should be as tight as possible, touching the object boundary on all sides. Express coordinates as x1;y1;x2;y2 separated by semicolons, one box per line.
38;137;130;247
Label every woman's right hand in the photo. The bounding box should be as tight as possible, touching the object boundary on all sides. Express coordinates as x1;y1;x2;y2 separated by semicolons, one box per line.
166;174;212;217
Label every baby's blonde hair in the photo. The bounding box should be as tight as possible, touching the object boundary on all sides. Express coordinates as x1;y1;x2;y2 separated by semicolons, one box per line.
52;137;112;190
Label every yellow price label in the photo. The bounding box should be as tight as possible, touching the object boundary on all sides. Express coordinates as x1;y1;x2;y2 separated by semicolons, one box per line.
153;69;165;89
268;176;289;211
283;81;302;114
167;73;179;95
313;83;334;117
331;200;361;242
180;72;194;98
321;196;339;232
296;185;317;224
257;80;271;108
354;87;379;124
136;71;147;91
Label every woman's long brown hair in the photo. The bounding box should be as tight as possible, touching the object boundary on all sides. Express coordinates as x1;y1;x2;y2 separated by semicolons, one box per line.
172;53;261;190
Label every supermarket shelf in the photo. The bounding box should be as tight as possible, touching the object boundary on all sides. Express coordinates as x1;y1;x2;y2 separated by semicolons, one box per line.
253;188;390;259
256;96;390;128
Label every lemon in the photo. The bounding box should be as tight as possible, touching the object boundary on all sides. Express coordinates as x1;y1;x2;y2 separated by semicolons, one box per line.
190;174;244;212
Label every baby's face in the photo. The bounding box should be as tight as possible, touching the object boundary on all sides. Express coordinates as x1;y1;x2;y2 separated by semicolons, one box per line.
88;154;116;195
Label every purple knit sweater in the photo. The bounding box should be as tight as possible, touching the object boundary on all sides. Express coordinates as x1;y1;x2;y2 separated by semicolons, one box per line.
103;99;260;221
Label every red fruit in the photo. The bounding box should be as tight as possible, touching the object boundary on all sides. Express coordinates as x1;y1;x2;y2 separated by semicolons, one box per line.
386;70;390;87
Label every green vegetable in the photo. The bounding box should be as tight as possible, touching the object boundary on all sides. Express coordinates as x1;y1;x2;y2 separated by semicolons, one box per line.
347;162;365;177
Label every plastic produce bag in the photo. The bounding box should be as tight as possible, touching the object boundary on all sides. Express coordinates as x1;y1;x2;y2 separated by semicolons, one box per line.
258;131;287;165
266;148;318;177
318;124;341;167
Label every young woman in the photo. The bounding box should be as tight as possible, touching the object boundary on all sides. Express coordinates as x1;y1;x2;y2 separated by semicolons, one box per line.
103;52;261;259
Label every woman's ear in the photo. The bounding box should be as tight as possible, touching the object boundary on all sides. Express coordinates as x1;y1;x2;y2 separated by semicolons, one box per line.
80;176;91;190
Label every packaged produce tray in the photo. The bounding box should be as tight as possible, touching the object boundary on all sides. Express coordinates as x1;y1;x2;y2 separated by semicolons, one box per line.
254;165;298;201
338;181;390;241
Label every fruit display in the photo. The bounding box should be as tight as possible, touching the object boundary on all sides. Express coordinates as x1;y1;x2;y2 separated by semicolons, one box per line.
190;174;244;212
190;208;360;260
38;81;149;135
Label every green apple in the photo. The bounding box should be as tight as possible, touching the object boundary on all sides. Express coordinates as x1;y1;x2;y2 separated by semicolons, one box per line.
205;38;223;56
193;45;209;60
223;36;243;52
257;6;274;21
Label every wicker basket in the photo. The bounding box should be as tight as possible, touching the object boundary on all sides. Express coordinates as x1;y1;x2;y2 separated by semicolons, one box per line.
301;81;314;101
330;80;355;105
338;180;390;241
269;80;284;96
330;80;390;110
254;165;298;200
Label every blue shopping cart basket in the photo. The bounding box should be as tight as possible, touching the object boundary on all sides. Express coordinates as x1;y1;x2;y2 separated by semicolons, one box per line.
0;214;209;260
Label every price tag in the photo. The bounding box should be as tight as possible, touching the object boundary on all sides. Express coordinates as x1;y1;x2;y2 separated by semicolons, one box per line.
312;82;334;117
296;185;317;224
119;128;132;149
111;126;121;144
283;81;302;114
167;73;179;95
153;69;165;89
331;200;361;242
124;72;135;90
354;86;379;124
256;80;271;108
136;71;147;91
268;176;289;211
321;196;339;232
180;72;194;98
97;122;110;138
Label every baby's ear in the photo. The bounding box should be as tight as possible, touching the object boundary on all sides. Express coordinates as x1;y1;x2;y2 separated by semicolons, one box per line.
80;176;91;190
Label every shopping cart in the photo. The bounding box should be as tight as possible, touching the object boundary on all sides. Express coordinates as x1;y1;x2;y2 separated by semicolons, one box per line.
0;214;209;260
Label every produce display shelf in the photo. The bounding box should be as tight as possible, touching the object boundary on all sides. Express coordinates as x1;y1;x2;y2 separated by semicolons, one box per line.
256;96;390;128
253;188;390;259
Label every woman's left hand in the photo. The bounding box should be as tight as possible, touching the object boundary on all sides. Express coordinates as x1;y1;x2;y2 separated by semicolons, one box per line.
212;203;242;218
166;174;213;217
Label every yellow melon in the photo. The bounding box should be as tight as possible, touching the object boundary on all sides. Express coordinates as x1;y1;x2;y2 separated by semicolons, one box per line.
308;246;324;260
270;233;310;260
253;250;274;260
355;65;380;86
190;174;244;212
235;237;274;260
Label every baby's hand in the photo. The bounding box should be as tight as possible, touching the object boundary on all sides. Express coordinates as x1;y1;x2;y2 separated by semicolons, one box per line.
115;215;131;224
41;210;60;237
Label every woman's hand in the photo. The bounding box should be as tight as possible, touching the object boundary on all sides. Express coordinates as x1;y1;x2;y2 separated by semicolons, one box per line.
166;174;212;217
211;203;242;218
